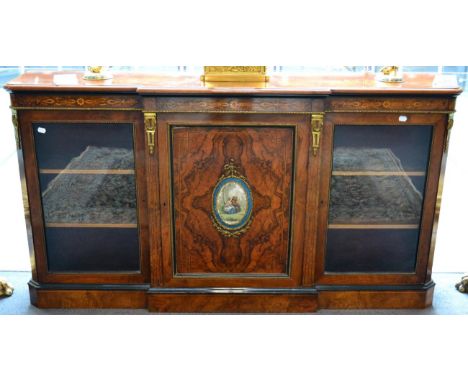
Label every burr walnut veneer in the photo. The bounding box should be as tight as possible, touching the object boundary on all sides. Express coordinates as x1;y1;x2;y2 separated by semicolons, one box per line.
5;72;461;312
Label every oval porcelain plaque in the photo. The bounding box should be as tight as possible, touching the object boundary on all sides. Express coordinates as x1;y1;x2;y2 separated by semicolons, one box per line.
213;177;253;231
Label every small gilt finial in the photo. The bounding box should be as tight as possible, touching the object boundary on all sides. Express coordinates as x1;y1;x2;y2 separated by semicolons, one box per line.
224;158;237;176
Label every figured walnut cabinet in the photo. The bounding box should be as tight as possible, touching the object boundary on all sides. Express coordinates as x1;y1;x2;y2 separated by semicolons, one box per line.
5;72;460;312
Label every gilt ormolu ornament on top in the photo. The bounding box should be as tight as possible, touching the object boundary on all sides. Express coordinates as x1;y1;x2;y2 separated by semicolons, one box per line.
201;66;269;83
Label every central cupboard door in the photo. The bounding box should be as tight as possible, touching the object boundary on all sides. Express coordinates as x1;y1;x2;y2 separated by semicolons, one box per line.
152;113;313;288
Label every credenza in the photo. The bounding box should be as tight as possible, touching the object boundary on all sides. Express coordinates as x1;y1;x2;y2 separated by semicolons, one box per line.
5;71;461;312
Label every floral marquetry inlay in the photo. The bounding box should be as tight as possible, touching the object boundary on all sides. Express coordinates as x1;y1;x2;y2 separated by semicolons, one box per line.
154;97;312;113
328;97;454;112
12;94;141;109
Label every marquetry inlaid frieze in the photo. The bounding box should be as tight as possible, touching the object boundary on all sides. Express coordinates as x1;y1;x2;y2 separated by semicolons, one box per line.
11;94;141;109
327;97;456;112
145;97;322;113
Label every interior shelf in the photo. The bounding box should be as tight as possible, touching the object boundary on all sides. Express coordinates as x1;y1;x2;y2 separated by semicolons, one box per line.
332;171;425;176
40;169;135;175
328;224;419;229
45;223;138;228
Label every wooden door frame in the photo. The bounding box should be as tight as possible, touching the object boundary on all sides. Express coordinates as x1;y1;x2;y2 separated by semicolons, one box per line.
18;109;150;284
150;112;318;288
315;112;447;285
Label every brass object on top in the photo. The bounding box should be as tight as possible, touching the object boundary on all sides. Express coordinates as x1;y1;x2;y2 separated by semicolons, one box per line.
311;113;324;156
381;66;399;75
88;66;104;73
144;112;157;155
455;275;468;293
83;66;113;80
377;66;404;83
201;66;269;83
0;278;14;297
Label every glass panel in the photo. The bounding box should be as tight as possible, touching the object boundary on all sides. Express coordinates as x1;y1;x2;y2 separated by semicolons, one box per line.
325;124;433;273
39;173;136;225
43;227;139;272
33;123;140;272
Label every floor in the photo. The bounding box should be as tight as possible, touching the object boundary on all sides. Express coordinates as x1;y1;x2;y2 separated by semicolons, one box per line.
0;271;467;314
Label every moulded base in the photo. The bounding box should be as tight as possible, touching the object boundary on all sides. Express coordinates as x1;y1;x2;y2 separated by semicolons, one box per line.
28;281;435;312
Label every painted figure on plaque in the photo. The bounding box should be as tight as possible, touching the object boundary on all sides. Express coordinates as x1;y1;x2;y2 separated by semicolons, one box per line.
224;195;242;214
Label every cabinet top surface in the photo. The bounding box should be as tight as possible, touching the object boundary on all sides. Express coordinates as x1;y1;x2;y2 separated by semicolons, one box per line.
4;71;462;96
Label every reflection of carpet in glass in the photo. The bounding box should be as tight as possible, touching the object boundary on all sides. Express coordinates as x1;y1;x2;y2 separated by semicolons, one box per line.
59;145;135;170
329;148;423;224
42;146;137;224
333;147;414;171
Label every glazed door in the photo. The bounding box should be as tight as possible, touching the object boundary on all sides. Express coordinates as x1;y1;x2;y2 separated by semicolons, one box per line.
316;112;448;285
19;110;149;284
149;112;314;288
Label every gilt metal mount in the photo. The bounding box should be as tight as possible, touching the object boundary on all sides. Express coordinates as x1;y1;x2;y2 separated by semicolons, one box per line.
0;278;13;297
445;112;454;152
311;113;324;156
455;275;468;293
144;112;157;155
201;66;269;83
11;109;21;150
